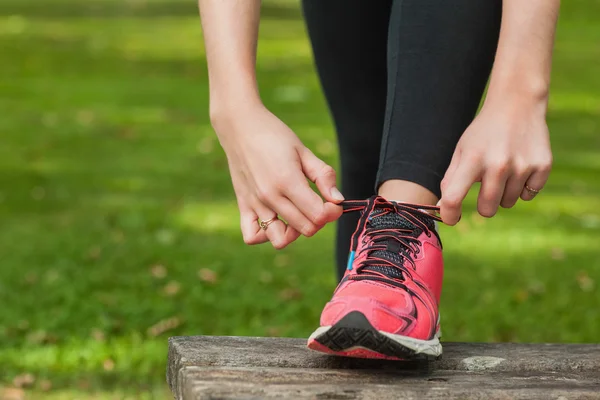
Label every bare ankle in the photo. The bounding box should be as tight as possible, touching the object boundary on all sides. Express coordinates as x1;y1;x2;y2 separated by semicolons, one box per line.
378;180;439;205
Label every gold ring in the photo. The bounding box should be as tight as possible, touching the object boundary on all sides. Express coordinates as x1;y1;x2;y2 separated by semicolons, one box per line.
259;216;278;231
525;185;541;195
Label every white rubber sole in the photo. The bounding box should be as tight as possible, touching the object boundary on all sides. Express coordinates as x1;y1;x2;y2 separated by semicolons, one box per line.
309;325;443;358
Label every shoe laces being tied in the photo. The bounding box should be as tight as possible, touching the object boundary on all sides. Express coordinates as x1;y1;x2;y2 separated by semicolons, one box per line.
342;196;442;286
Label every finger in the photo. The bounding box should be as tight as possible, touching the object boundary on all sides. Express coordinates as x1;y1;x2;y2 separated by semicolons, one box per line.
240;208;269;245
254;200;300;249
255;181;318;237
323;201;344;223
521;166;551;201
501;166;530;208
285;179;342;227
264;195;320;238
234;174;269;245
441;149;462;194
477;170;508;218
298;147;344;203
440;156;482;225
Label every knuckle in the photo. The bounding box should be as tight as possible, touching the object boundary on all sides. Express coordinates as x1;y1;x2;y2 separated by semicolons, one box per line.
512;158;529;176
273;179;289;193
442;196;460;208
443;215;459;226
537;158;553;173
489;158;510;175
500;199;517;209
255;187;275;203
320;164;336;178
465;153;483;165
241;227;259;245
515;165;530;178
303;229;317;238
521;193;534;201
302;223;318;237
311;208;327;226
478;206;497;218
272;240;286;250
240;220;255;245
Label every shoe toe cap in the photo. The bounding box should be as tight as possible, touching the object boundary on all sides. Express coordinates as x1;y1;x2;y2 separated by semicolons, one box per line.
320;296;416;336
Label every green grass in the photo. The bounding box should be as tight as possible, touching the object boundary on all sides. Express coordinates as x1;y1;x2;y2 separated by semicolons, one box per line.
0;0;599;397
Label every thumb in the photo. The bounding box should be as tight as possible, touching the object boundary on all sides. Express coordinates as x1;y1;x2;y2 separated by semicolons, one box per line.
439;155;479;226
298;147;344;203
441;148;461;195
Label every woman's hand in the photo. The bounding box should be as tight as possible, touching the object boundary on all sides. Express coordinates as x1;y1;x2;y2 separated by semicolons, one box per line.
199;0;342;248
439;100;553;225
213;103;344;249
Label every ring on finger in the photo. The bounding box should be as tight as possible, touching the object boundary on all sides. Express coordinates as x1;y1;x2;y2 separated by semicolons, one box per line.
258;216;279;231
525;185;542;196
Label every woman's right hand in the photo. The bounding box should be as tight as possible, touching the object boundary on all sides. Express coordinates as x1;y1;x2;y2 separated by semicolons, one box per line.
212;103;344;249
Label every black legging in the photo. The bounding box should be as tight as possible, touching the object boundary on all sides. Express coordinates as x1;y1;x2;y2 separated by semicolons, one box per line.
301;0;502;279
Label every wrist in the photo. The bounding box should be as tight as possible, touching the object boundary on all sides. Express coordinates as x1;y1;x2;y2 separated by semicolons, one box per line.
209;91;263;128
484;75;550;114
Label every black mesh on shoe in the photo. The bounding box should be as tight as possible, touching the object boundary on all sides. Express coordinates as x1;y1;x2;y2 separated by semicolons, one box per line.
363;263;404;280
369;207;436;232
341;196;442;286
362;209;423;279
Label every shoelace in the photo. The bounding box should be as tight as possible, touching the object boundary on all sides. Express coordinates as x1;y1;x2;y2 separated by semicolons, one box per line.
341;196;442;286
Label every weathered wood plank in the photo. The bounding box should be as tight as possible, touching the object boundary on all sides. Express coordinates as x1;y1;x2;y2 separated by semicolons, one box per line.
167;336;600;400
181;367;600;400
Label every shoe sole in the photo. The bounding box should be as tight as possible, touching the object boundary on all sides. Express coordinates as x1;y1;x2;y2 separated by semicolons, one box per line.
307;311;442;361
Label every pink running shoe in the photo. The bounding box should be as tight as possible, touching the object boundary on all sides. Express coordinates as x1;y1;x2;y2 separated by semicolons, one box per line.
307;196;443;360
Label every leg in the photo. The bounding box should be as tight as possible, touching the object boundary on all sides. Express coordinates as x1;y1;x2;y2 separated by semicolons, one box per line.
308;0;502;361
302;0;391;280
377;0;502;203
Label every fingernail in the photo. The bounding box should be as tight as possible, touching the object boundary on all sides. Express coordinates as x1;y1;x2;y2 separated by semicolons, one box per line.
330;187;345;201
436;200;441;207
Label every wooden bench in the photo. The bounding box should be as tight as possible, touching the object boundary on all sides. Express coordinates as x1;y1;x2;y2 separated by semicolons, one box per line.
167;336;600;399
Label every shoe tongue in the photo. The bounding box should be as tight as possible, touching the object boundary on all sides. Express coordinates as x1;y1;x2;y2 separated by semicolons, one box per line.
369;208;416;230
368;207;435;232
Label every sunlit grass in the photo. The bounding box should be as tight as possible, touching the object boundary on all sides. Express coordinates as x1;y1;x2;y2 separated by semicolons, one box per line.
548;93;600;113
0;0;599;398
2;387;171;400
175;201;239;232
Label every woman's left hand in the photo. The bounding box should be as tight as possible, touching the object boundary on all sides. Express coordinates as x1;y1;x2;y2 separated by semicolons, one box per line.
439;100;553;225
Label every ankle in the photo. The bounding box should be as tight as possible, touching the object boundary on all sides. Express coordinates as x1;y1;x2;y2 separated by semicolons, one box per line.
378;180;439;205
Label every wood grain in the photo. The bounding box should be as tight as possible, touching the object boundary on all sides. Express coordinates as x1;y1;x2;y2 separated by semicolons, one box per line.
167;336;600;399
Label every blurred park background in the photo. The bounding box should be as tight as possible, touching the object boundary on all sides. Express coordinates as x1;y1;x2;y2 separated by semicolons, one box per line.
1;0;599;398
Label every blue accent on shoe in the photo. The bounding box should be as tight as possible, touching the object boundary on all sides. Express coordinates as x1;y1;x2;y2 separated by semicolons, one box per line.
346;251;355;271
